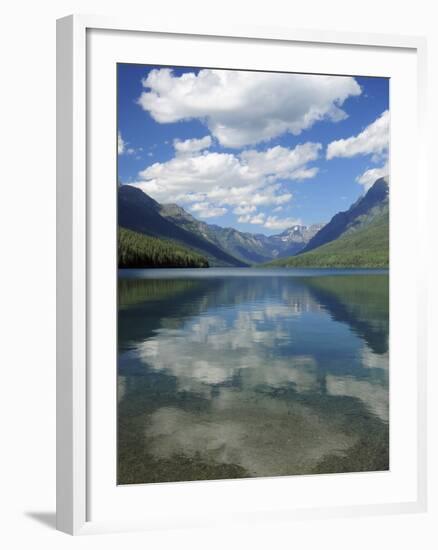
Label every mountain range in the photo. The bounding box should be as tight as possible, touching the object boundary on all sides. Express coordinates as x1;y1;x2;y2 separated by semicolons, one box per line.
160;202;323;264
118;185;245;267
301;177;389;254
118;185;323;266
266;177;389;268
118;176;389;269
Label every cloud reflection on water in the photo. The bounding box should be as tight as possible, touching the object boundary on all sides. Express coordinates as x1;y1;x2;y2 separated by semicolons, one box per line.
118;272;389;481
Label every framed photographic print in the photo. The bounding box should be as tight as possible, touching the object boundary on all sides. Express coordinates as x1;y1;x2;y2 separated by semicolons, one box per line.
57;15;428;535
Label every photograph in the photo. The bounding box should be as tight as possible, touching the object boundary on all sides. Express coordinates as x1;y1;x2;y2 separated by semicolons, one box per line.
116;63;389;485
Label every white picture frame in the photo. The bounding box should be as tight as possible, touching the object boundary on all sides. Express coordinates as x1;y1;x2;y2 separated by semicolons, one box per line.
56;14;428;535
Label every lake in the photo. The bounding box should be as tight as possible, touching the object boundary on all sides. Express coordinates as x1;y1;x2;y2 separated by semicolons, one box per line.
117;268;389;484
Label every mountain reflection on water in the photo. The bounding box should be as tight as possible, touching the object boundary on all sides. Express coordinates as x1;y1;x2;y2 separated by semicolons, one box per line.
117;268;389;484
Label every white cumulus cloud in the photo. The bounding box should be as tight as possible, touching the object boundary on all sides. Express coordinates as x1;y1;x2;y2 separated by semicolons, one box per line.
237;212;302;230
326;110;389;160
326;111;389;190
118;131;137;156
131;142;320;216
233;205;257;215
118;132;125;154
240;143;321;180
356;162;389;190
190;202;227;219
238;212;266;225
264;215;302;230
173;135;212;155
138;68;361;148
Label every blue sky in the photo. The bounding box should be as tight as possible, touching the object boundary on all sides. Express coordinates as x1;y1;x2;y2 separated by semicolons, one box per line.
118;64;389;235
